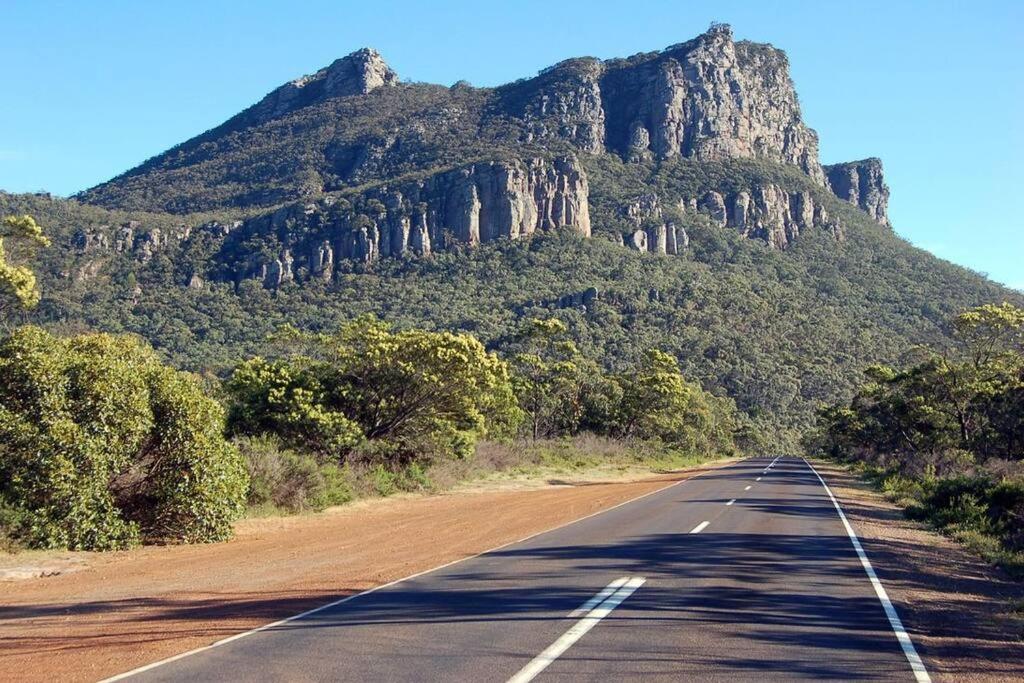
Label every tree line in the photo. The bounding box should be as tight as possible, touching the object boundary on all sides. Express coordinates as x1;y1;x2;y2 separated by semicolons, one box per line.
0;216;739;550
808;303;1024;574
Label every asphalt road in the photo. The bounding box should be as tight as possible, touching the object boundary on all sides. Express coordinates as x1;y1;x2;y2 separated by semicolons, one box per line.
119;457;928;682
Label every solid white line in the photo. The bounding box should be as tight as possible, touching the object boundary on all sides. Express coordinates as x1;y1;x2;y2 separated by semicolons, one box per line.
100;459;747;682
744;485;752;491
508;577;645;683
567;577;628;618
802;458;931;683
725;499;736;506
690;520;710;534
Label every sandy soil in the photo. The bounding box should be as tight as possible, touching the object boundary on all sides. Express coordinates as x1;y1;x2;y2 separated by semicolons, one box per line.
0;465;715;682
813;461;1024;682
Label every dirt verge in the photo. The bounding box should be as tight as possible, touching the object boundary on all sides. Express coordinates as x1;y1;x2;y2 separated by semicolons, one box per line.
0;463;722;682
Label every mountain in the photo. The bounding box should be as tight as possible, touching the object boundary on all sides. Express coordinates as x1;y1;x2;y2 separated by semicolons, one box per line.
4;24;1018;445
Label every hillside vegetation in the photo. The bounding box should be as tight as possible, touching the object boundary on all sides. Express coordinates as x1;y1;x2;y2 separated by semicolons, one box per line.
2;180;1015;446
809;303;1024;575
1;26;1021;556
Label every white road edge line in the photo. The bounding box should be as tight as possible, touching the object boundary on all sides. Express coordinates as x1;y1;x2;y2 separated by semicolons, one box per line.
726;499;736;506
802;457;931;683
567;577;628;618
508;577;645;683
99;458;749;682
690;520;710;534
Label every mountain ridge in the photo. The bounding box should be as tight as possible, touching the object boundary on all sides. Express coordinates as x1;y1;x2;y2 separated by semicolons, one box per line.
76;24;877;225
7;24;1016;445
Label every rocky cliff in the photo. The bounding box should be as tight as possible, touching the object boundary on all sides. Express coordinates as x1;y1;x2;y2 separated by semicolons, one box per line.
694;185;841;249
79;25;889;218
241;48;398;129
824;158;890;227
508;25;825;182
71;25;898;277
223;155;590;286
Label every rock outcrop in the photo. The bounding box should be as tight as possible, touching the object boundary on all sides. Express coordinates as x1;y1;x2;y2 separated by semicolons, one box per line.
692;185;840;249
232;48;398;131
514;58;607;154
620;193;688;255
74;221;187;260
824;158;890;227
506;24;825;184
231;156;591;283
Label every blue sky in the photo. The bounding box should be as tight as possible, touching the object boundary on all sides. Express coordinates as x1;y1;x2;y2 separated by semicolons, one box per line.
2;0;1021;289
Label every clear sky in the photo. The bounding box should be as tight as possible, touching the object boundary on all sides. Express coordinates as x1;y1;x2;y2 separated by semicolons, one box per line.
2;0;1021;289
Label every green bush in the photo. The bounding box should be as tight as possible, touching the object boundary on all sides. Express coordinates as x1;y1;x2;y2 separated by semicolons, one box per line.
227;316;523;465
367;462;430;497
0;326;247;550
235;435;353;513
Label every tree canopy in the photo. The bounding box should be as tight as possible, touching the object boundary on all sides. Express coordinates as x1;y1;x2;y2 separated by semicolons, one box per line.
0;214;49;315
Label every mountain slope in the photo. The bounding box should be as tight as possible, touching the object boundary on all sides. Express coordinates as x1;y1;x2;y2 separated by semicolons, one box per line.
4;179;1015;446
5;24;1018;445
78;25;831;216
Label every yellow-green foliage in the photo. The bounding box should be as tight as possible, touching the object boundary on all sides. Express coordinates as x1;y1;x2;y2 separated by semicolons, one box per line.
228;315;523;463
509;318;738;453
616;349;737;453
814;303;1024;467
510;318;610;439
0;214;49;312
0;326;247;550
812;303;1024;573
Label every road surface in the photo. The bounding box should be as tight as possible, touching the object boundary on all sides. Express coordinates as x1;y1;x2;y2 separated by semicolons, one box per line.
112;457;929;681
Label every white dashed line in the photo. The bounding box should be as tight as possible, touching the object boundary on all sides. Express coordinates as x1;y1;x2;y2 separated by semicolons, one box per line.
690;521;710;534
508;577;645;682
567;577;628;618
744;485;752;491
726;499;736;506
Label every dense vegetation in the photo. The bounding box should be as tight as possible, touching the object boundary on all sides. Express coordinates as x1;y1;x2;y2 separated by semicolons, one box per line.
224;315;738;516
5;175;1016;449
809;304;1024;574
0;326;247;550
227;316;521;463
0;313;737;549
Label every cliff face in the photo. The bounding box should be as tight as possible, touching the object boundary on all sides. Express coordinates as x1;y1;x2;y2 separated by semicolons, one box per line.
229;156;591;286
824;158;890;227
511;25;825;183
72;25;897;277
694;186;841;249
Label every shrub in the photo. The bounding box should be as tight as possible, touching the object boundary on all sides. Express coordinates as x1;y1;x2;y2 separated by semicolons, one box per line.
0;326;247;550
227;316;523;465
365;462;430;497
235;435;353;513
